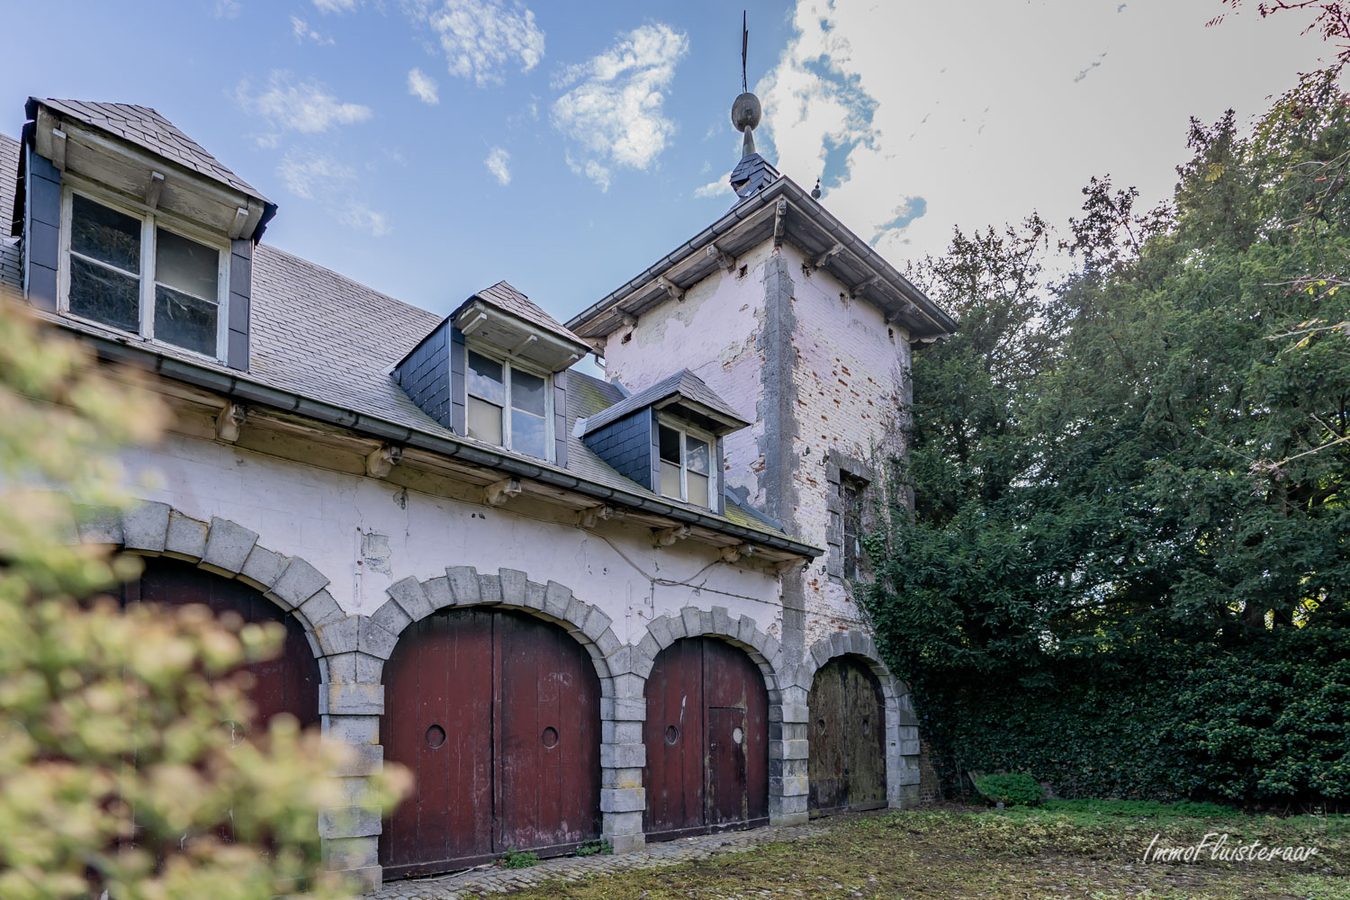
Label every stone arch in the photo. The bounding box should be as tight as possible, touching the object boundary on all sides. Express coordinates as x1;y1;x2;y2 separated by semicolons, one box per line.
800;630;923;809
365;566;621;692
98;500;338;673
630;605;786;694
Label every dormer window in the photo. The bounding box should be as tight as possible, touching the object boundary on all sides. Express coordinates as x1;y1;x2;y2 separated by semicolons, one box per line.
466;348;552;460
61;187;227;360
658;420;712;509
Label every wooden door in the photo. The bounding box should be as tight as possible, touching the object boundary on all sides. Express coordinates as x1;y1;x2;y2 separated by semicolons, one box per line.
808;656;887;815
381;609;600;879
643;637;768;840
128;557;320;733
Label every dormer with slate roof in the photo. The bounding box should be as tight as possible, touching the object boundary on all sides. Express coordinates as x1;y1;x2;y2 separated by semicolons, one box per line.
393;281;590;466
580;369;749;515
13;98;276;370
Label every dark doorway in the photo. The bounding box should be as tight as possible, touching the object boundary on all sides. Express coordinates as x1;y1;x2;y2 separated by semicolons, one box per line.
125;556;321;734
643;637;768;841
807;656;886;815
380;608;601;879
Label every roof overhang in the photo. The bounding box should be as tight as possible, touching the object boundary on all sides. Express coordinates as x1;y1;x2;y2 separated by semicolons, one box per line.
23;99;275;243
566;175;957;344
452;299;589;371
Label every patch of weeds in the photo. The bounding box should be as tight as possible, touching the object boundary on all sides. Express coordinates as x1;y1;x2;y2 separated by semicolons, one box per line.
573;839;612;857
495;847;539;869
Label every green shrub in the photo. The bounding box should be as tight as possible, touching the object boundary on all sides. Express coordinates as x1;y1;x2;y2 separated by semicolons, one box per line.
497;848;540;869
574;839;613;857
974;773;1044;806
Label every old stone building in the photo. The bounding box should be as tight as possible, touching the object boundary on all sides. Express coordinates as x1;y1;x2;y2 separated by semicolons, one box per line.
1;90;954;889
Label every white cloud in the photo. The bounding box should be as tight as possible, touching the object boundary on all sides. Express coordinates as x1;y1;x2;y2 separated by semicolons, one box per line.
551;23;688;190
405;0;545;86
485;147;511;185
407;67;440;104
214;0;242;19
291;15;334;44
276;150;390;237
313;0;359;12
693;177;729;199
276;150;354;200
236;71;371;132
756;0;1324;266
339;202;391;237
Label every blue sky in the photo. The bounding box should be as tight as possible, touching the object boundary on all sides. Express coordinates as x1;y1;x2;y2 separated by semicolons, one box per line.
0;0;1331;332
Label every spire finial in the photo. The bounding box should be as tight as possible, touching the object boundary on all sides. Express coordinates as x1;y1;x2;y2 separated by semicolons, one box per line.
732;10;761;158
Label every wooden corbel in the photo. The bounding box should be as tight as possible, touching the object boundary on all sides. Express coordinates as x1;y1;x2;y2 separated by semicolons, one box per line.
577;504;616;529
774;558;808;576
214;401;247;443
145;172;165;209
773;199;788;248
50;129;68;171
653;524;691;547
706;244;736;272
484;477;522;507
365;444;403;478
849;275;880;301
656;276;685;303
812;242;843;269
720;543;755;564
618;310;639;329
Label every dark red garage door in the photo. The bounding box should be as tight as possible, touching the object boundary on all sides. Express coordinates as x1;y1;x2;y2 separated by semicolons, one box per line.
126;557;321;733
380;608;601;879
808;656;886;815
644;638;768;841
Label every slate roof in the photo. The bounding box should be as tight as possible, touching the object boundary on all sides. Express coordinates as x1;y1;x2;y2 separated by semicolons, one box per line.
581;369;750;436
0;134;18;291
460;280;591;351
30;98;268;201
0;126;807;554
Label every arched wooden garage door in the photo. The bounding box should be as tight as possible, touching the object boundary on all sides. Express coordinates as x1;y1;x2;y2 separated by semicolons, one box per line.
643;637;768;841
126;556;321;733
808;656;886;815
380;608;601;879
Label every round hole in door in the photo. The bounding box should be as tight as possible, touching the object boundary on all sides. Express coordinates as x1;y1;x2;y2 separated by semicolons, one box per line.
665;725;679;745
817;716;826;731
861;715;871;736
425;724;446;749
222;720;247;748
541;726;559;748
732;726;744;745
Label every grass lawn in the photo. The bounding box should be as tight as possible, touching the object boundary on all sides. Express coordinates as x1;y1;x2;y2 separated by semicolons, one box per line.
504;802;1348;900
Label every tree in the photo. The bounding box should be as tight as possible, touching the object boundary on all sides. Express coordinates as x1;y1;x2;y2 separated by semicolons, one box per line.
863;75;1350;805
0;288;408;900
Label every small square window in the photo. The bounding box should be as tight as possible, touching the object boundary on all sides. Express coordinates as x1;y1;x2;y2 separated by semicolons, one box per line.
657;421;715;510
465;347;553;461
62;190;227;360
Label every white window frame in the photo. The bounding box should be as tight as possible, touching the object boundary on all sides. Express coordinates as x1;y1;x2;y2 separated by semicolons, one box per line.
57;179;230;363
656;415;717;510
464;344;555;462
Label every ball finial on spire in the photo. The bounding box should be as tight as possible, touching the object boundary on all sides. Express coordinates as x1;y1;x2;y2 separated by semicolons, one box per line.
733;10;760;158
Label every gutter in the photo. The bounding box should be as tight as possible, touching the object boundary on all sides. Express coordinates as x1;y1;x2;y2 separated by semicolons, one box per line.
84;332;823;560
566;177;958;337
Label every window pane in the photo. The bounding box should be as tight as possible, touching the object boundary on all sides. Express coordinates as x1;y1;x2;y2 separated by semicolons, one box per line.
687;472;709;508
155;285;218;356
156;228;218;300
69;256;139;332
511;368;546;416
71;194;140;273
467;395;503;445
685;436;709;475
658;425;681;464
660;461;682;499
467;351;505;403
512;409;548;459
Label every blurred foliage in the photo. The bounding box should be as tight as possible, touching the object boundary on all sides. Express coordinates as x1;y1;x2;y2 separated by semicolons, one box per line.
972;774;1044;807
863;73;1350;808
0;290;408;899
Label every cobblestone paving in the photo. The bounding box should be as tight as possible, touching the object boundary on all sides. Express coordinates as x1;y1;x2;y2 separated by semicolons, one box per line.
371;813;879;899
